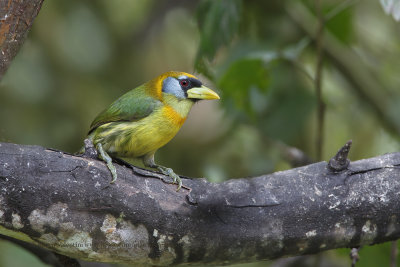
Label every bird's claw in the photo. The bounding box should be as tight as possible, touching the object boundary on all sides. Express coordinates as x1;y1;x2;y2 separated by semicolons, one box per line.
157;166;182;191
110;173;117;183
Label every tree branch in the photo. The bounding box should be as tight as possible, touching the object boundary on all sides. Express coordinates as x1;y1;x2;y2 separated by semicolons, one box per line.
0;142;399;266
0;0;44;80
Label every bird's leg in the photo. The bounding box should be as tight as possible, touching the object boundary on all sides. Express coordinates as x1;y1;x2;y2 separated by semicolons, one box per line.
96;143;117;183
143;153;182;191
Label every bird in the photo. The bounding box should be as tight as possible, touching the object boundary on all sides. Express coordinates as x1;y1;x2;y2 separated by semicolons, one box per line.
81;71;220;191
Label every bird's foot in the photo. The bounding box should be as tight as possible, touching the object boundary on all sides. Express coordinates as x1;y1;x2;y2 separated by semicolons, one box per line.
96;143;117;183
157;166;182;191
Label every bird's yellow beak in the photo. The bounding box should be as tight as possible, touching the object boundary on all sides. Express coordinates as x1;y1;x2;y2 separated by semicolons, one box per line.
187;85;220;100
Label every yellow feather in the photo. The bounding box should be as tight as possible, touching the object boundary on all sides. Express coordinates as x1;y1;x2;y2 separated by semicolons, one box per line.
162;106;187;127
85;71;219;189
93;97;194;158
91;71;201;159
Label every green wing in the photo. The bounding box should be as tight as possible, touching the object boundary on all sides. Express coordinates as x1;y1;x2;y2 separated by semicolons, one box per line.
89;86;162;134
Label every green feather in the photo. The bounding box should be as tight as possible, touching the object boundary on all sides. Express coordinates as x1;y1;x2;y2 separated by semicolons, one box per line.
89;85;162;133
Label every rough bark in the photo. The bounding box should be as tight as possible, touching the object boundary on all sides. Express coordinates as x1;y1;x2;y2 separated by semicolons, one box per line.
0;0;44;79
0;142;399;266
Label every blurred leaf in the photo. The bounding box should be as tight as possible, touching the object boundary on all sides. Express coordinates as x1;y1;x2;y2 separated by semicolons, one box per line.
281;37;310;61
256;62;315;144
300;0;354;43
218;58;269;116
260;86;315;143
381;0;400;21
325;5;354;43
248;50;280;63
195;0;242;70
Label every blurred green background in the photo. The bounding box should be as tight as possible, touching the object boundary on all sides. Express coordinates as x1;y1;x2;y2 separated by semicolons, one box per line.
1;0;400;266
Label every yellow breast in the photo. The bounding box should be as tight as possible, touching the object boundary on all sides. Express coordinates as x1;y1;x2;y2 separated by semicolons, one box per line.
162;105;187;127
93;99;194;158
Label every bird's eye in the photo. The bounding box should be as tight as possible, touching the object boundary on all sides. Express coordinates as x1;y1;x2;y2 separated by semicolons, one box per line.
180;79;189;87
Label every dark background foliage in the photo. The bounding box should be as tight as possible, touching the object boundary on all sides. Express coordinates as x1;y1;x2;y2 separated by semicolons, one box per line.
1;0;399;266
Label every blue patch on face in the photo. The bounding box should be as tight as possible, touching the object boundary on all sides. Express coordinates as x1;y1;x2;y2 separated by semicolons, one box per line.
162;77;186;99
